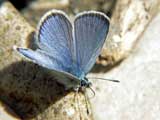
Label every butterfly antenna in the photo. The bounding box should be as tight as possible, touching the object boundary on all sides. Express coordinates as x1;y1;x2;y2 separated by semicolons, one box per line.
88;77;120;82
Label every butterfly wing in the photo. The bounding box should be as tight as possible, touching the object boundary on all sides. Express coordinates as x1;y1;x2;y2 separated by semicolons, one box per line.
16;47;80;89
15;10;80;88
73;11;110;76
16;48;67;71
17;9;76;73
15;10;110;88
36;9;75;72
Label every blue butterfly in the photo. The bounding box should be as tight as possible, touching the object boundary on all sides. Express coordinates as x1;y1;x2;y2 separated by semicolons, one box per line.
15;9;110;90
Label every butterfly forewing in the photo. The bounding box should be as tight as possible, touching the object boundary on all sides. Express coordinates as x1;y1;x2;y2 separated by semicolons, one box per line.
73;11;110;75
36;10;75;72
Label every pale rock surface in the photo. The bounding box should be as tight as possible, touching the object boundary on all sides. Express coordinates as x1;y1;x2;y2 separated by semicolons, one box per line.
89;13;160;120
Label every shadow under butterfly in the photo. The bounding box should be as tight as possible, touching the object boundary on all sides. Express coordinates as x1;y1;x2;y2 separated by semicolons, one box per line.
15;9;111;90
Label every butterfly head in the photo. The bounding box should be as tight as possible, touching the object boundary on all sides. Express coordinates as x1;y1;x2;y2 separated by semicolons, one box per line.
80;77;92;88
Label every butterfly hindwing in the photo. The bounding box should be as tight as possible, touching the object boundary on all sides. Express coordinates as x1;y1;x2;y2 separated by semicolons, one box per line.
16;47;80;89
16;48;68;71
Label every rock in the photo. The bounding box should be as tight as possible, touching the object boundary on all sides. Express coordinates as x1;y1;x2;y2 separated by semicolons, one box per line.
99;0;160;66
69;0;115;14
23;0;70;27
0;1;92;120
89;13;160;120
0;101;20;120
23;0;115;27
0;1;34;67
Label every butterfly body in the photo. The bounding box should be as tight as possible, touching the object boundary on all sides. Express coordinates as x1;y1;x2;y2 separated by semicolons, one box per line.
15;9;110;89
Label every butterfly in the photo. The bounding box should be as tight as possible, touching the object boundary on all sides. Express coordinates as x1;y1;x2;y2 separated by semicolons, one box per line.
15;9;110;90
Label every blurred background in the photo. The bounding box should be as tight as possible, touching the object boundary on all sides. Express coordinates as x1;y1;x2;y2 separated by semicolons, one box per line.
7;0;116;27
